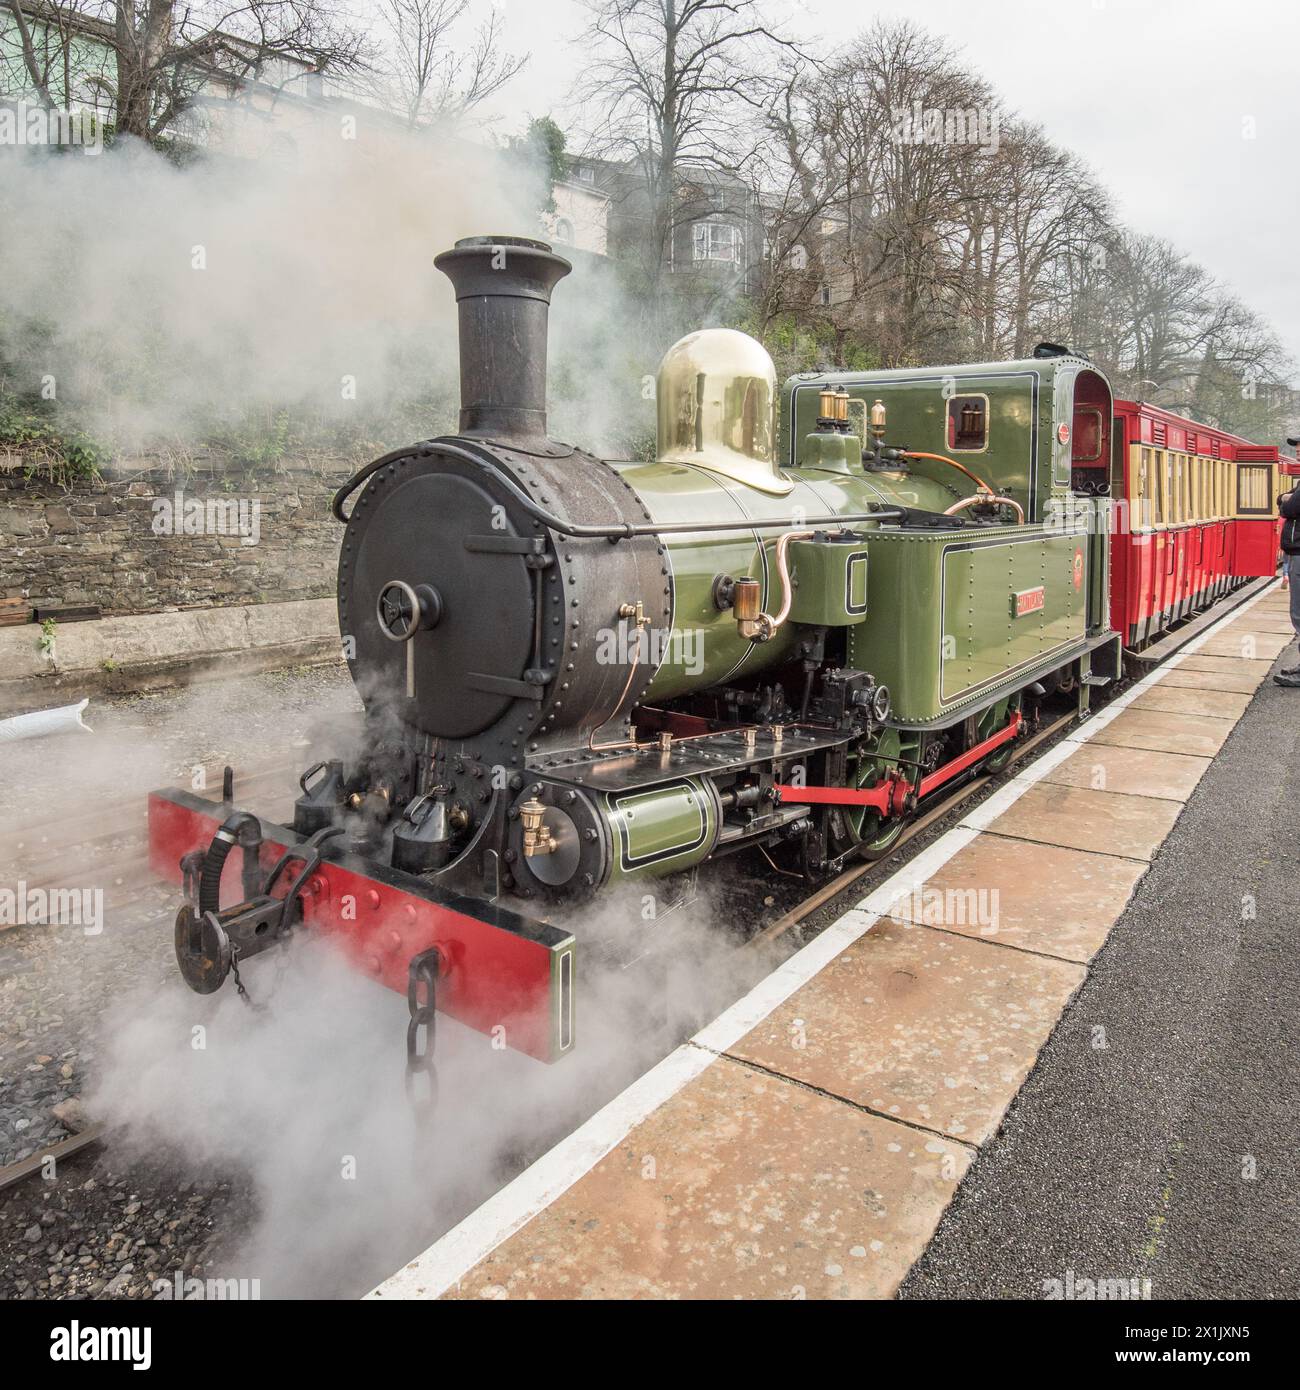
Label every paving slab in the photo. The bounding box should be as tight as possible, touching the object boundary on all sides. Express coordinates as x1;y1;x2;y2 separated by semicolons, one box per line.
977;782;1182;860
1085;707;1236;757
1223;618;1294;635
443;1054;971;1300
879;834;1146;963
1195;630;1290;659
1176;654;1275;678
901;605;1300;1302
1129;685;1252;719
1039;744;1210;803
1158;667;1271;694
727;922;1084;1145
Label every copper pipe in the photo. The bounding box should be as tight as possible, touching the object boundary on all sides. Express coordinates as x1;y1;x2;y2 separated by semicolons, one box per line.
902;449;995;496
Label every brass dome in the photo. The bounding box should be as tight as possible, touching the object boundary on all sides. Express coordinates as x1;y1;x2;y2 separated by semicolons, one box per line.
655;329;792;495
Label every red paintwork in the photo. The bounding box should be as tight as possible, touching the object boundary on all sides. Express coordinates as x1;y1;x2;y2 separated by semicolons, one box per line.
148;789;570;1063
1236;519;1283;577
1109;400;1285;644
776;711;1023;813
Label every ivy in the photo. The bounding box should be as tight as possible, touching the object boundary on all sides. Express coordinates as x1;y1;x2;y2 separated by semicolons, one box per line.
0;389;107;484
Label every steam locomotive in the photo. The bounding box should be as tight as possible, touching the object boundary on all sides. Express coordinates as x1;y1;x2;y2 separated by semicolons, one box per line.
148;235;1282;1066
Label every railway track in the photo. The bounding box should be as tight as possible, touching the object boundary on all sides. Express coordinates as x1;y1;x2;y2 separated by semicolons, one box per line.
0;757;302;1193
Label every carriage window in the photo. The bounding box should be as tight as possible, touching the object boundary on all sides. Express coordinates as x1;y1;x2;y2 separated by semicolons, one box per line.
1141;447;1158;526
947;395;988;452
1073;407;1103;463
1236;463;1272;515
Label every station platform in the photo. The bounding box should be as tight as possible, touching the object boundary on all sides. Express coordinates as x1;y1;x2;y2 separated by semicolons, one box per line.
373;583;1293;1300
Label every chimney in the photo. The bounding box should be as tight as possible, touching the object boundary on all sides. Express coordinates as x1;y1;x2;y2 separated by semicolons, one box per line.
433;235;572;442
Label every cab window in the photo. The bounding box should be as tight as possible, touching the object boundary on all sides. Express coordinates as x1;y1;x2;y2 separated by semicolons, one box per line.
1072;407;1104;463
946;395;988;452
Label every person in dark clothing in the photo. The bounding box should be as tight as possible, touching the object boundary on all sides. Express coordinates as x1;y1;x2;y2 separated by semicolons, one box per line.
1276;440;1300;688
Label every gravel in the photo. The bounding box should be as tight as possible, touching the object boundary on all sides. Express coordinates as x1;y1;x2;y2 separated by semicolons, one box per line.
0;665;359;1300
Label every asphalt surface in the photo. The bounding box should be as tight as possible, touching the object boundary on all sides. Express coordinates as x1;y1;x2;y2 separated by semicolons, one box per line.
900;640;1300;1301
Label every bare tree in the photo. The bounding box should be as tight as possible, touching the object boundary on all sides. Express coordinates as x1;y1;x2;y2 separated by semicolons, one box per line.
2;2;367;143
575;0;804;316
3;2;106;109
788;20;1002;365
378;0;526;129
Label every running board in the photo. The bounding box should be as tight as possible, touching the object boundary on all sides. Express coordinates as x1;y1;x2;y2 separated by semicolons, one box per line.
1126;577;1275;665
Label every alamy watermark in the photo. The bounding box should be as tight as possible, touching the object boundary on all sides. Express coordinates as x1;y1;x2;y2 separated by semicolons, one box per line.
891;102;1000;153
1;101;103;155
1043;1268;1153;1301
152;1271;262;1300
0;882;102;936
152;490;261;546
596;624;704;676
887;885;1000;934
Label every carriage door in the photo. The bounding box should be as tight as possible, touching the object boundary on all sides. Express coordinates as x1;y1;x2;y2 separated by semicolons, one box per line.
1233;459;1278;578
1068;369;1113;635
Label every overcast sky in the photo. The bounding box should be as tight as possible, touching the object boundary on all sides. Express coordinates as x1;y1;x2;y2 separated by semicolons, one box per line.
466;0;1300;383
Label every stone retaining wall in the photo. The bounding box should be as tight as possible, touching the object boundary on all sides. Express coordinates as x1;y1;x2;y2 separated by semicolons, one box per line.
0;454;354;615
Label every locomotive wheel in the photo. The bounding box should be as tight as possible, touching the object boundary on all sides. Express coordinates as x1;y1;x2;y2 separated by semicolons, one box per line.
836;729;910;861
978;696;1021;774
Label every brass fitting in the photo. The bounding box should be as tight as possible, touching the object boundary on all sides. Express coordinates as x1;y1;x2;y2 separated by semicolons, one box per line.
519;796;556;858
348;785;391;815
732;576;767;640
870;399;887;443
834;390;850;424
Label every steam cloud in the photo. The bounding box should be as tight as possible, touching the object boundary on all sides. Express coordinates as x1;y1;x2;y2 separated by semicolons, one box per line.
0;120;646;454
90;874;758;1297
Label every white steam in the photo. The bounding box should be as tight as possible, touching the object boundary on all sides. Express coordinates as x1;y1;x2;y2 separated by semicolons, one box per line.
90;876;763;1298
0;121;648;454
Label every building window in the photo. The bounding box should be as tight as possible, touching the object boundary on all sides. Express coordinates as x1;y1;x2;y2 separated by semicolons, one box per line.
575;165;595;184
946;395;989;452
554;217;574;244
693;221;741;264
818;285;831;307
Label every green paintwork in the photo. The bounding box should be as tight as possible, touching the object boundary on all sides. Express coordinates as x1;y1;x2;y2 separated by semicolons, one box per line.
800;428;860;474
787;536;869;626
780;355;1108;523
607;354;1111;729
602;777;718;882
847;525;1090;726
613;457;952;702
